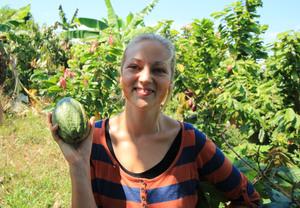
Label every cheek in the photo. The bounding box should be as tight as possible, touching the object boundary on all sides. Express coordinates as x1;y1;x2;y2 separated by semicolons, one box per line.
120;74;135;91
160;79;172;90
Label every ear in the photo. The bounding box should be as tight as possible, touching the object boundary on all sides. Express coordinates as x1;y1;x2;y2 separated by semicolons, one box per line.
169;83;173;91
118;76;123;88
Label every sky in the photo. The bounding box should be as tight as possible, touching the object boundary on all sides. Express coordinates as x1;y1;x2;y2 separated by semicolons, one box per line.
1;0;300;43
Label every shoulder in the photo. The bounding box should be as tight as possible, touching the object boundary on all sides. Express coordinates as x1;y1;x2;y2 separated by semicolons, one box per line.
181;122;207;143
93;118;107;142
94;119;105;129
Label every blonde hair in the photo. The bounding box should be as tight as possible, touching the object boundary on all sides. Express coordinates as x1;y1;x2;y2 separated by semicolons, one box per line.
121;33;176;80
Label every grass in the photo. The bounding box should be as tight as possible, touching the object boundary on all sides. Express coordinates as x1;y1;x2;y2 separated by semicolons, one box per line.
0;110;71;208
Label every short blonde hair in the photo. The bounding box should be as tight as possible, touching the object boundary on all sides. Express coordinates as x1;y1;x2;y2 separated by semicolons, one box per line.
121;33;176;80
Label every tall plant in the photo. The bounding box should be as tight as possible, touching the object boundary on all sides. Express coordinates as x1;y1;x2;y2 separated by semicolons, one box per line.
211;0;268;60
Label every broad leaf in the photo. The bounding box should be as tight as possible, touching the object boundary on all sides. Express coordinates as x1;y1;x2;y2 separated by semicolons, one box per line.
104;0;119;28
0;23;10;32
127;0;159;29
76;17;108;30
10;4;31;21
63;30;99;39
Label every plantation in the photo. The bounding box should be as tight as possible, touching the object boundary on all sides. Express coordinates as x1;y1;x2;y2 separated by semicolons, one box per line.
0;0;299;207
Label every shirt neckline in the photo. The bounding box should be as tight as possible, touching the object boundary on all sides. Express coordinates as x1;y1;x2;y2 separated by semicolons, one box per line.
104;118;183;179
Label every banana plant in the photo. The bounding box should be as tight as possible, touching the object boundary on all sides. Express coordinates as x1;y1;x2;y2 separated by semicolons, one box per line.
0;4;31;32
63;0;162;44
56;5;78;30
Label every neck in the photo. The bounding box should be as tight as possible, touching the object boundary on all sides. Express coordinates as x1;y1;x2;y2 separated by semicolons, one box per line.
121;103;162;139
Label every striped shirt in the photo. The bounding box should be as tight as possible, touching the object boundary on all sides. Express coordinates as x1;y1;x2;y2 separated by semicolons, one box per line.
90;119;260;208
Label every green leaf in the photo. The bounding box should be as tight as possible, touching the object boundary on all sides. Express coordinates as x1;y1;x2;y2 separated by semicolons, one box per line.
104;0;119;28
258;128;265;143
47;85;61;93
6;19;23;27
269;188;292;203
76;17;108;30
0;23;10;32
285;108;296;122
127;0;158;30
126;12;134;26
10;4;31;21
211;11;228;19
63;30;99;39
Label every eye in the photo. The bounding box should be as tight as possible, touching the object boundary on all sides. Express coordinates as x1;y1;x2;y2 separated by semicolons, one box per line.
153;67;166;74
127;64;139;71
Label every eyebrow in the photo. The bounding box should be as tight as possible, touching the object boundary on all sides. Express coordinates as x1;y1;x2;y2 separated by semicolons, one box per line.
152;61;167;66
127;59;168;67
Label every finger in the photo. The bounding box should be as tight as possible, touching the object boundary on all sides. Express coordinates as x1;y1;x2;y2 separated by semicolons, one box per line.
49;123;63;143
89;116;95;129
50;123;58;132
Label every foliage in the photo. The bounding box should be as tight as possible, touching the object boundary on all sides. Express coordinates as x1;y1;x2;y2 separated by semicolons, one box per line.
211;0;268;60
0;4;68;102
266;31;300;114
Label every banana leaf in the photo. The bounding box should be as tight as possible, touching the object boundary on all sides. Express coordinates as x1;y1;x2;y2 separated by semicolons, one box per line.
75;17;108;30
63;30;99;39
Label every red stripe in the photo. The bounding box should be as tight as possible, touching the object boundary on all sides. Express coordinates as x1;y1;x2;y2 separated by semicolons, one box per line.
197;138;216;168
147;195;197;208
94;193;141;208
204;157;233;184
182;129;195;147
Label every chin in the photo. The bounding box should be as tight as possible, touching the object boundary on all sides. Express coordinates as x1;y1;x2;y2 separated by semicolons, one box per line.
132;100;160;110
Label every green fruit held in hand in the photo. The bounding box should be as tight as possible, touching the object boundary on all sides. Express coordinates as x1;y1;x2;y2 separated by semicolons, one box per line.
52;97;90;144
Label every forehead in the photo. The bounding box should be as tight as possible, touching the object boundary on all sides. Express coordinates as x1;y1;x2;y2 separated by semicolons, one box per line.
124;40;171;63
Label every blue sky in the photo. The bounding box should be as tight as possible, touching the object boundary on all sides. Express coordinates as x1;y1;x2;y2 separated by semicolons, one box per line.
1;0;300;42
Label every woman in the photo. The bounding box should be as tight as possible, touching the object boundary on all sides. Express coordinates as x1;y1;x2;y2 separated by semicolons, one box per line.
49;34;260;207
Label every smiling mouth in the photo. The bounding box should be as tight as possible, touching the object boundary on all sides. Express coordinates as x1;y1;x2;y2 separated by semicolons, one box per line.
134;87;154;96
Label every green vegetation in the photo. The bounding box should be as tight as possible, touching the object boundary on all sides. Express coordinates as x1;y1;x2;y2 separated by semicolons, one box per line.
1;0;299;207
0;112;71;207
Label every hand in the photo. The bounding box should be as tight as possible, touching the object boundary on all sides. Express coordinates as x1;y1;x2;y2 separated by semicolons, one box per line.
48;112;95;168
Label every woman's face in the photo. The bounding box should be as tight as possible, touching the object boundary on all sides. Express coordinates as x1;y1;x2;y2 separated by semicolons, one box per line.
120;40;172;110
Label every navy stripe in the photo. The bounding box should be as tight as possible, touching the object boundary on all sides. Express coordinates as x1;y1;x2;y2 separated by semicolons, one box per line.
176;125;207;167
92;178;141;202
247;182;255;195
215;166;241;192
183;122;194;130
95;120;103;128
91;143;113;164
194;129;207;156
198;148;225;176
175;146;195;166
147;180;198;204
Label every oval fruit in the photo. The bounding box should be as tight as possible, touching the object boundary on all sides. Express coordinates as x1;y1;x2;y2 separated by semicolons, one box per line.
52;97;90;144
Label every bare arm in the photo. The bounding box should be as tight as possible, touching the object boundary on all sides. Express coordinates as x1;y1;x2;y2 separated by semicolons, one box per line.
48;113;97;208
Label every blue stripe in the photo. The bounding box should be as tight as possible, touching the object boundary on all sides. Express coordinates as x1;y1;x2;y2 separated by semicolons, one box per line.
92;178;141;202
175;126;207;167
183;122;194;130
194;129;207;156
175;146;195;166
147;180;198;204
198;148;225;176
247;182;255;195
91;143;113;164
95;120;103;128
215;166;241;192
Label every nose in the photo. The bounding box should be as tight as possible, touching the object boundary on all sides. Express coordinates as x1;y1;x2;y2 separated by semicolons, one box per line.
138;66;152;83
